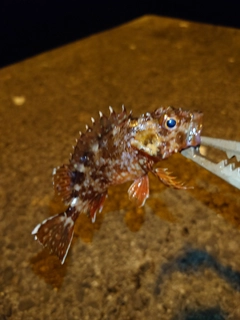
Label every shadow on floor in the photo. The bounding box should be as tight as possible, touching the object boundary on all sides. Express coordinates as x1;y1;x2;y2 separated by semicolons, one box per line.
155;247;240;295
172;306;226;320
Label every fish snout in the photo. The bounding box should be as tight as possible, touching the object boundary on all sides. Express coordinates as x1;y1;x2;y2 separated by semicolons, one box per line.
186;112;203;147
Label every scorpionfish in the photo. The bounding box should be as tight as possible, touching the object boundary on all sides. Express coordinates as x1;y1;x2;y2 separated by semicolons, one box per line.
32;106;203;263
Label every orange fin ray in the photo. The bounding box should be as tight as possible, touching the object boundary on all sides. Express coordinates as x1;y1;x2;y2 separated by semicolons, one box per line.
32;208;78;264
154;168;192;190
89;192;107;223
53;165;73;202
128;175;149;207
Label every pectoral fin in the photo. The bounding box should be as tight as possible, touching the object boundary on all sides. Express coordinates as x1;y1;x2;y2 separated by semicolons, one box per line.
128;175;149;207
154;168;191;190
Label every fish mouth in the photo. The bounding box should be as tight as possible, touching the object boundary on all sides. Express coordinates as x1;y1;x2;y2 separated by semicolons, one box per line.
186;112;203;147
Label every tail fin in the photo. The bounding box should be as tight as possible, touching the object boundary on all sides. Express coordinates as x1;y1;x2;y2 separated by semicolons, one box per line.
32;208;78;264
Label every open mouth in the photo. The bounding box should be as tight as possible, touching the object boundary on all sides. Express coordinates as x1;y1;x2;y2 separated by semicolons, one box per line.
186;112;203;148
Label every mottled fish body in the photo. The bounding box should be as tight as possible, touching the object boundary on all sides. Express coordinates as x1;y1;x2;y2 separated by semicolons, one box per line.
32;106;203;263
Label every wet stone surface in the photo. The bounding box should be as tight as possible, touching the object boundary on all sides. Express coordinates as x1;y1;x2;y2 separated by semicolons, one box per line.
0;15;240;320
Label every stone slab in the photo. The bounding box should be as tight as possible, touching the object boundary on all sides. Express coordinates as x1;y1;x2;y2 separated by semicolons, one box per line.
0;15;240;319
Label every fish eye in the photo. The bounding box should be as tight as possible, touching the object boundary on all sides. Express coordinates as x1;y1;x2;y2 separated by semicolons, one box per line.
166;118;177;129
80;154;88;163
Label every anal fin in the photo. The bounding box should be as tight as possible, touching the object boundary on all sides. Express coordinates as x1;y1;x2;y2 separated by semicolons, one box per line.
89;192;107;223
128;175;149;207
32;207;78;264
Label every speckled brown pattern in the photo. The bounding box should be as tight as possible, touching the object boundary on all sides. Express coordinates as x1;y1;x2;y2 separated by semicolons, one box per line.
32;106;202;263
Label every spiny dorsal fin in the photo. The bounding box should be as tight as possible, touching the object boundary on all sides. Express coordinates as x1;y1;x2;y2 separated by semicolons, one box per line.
72;107;131;157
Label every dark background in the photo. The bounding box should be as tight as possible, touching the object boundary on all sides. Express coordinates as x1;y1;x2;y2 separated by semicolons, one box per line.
1;1;240;69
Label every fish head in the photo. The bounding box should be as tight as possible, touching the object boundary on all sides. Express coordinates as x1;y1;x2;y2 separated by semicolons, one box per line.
153;106;203;159
131;106;203;160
